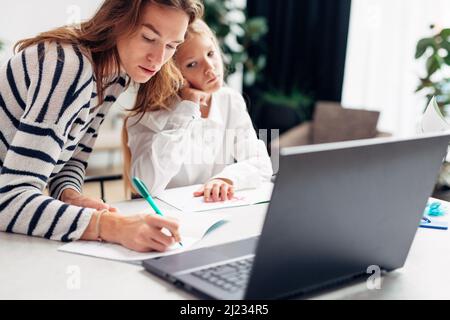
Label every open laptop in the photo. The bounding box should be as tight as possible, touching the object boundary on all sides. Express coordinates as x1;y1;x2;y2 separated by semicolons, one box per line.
143;132;450;299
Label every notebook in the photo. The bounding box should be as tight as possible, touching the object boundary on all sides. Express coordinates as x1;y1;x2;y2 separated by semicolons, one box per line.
156;182;274;212
58;211;228;261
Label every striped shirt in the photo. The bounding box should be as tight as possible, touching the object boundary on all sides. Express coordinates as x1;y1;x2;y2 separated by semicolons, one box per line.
0;42;128;242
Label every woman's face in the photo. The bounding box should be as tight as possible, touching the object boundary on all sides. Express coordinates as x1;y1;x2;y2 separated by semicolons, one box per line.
175;34;224;93
117;2;189;83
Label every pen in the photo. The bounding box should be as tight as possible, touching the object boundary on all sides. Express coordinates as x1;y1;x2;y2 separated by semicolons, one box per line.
132;177;183;247
422;216;431;224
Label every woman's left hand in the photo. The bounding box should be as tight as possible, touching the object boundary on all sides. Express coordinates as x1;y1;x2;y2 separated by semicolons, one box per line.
60;189;118;212
193;179;234;202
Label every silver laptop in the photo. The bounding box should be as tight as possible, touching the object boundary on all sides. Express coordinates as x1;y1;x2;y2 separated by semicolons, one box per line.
143;132;450;299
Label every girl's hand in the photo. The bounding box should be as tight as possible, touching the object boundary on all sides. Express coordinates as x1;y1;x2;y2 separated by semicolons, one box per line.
180;80;209;106
193;179;234;202
61;189;118;212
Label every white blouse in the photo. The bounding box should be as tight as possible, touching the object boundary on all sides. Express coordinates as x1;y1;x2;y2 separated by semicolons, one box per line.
127;86;273;196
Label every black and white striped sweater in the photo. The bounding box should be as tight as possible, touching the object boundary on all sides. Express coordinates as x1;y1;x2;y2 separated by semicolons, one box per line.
0;42;128;242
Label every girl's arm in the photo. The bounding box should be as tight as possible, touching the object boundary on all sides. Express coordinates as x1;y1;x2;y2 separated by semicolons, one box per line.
127;100;201;196
211;91;274;190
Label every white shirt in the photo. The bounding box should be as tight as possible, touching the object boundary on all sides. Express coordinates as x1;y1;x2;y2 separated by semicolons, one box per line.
127;86;273;196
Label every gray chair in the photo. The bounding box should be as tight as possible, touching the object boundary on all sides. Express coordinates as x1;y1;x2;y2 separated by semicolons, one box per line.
271;101;390;149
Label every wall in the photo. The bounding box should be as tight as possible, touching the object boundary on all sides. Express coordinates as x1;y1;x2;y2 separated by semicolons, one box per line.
0;1;102;63
342;0;450;136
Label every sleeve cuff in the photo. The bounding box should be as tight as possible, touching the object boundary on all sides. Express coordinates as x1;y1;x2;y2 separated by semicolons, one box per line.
53;183;82;201
63;207;96;242
210;173;237;188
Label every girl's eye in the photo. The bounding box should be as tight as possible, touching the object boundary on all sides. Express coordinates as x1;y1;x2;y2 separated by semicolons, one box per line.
208;51;215;57
166;44;176;50
187;62;197;68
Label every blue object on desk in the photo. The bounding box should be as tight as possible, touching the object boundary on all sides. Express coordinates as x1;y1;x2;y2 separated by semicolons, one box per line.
132;177;163;215
424;201;446;217
420;216;448;230
132;177;183;246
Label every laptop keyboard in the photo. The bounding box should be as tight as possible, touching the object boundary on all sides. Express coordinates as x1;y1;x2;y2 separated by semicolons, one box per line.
191;257;254;293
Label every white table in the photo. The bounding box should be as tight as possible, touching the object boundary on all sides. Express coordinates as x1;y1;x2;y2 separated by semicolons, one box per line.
1;199;450;300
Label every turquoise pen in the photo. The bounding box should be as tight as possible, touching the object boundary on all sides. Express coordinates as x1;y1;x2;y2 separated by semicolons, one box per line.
132;177;183;247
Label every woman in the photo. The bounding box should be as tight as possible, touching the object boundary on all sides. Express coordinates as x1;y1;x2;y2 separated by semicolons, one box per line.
0;0;204;252
123;19;273;202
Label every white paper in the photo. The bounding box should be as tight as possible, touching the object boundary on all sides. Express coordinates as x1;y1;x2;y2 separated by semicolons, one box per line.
58;212;229;261
420;97;450;133
156;182;274;212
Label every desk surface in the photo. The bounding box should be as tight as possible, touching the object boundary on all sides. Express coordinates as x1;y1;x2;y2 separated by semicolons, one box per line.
2;199;450;300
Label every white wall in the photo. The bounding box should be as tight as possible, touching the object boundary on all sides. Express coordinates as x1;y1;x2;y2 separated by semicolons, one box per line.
0;1;103;63
342;0;450;137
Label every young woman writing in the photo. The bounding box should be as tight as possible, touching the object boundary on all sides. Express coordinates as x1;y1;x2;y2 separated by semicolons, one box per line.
0;0;204;252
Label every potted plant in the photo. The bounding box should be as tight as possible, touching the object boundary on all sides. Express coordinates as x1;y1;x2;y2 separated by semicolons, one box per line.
203;0;268;87
415;25;450;115
203;1;314;137
415;26;450;190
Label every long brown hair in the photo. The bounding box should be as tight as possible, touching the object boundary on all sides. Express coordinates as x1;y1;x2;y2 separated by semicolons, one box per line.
15;0;204;109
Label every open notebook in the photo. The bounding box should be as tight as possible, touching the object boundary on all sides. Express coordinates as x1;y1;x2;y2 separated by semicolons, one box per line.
157;182;274;212
58;211;228;261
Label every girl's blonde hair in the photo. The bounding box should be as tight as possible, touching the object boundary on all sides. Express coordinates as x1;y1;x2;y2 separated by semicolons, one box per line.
15;0;204;109
122;18;222;196
175;19;221;59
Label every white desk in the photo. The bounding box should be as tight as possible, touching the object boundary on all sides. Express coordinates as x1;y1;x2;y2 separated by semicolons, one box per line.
1;199;450;300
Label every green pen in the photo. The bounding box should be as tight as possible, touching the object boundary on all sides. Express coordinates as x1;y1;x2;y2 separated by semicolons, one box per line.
132;177;183;247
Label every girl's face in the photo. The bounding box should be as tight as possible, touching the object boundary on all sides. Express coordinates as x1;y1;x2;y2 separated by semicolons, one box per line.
116;2;189;83
176;34;224;93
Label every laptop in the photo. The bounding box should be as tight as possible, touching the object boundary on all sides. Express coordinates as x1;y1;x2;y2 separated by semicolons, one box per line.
143;132;450;299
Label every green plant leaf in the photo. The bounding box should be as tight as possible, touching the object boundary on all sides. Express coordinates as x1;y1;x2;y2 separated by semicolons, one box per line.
441;28;450;41
426;55;442;76
203;0;268;83
445;54;450;66
415;38;435;59
441;40;450;62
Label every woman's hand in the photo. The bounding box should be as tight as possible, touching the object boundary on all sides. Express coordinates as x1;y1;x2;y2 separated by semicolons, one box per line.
101;213;181;253
193;179;234;202
82;211;182;253
61;189;118;212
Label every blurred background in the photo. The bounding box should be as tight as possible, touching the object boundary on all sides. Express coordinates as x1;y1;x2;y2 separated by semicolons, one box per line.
1;0;450;202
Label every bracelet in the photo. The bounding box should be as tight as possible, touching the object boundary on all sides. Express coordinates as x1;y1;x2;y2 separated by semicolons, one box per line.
95;209;109;242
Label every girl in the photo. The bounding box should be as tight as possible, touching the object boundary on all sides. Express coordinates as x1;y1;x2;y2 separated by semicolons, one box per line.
0;0;204;252
124;20;273;203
